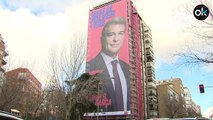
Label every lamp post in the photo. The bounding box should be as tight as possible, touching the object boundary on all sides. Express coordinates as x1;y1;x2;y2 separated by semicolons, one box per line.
97;82;99;120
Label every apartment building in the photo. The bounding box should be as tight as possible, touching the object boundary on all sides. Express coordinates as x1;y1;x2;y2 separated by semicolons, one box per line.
156;82;179;118
184;87;201;115
156;78;187;118
5;68;42;114
0;34;8;97
156;78;203;118
184;87;193;109
142;22;158;118
0;34;8;77
85;0;158;119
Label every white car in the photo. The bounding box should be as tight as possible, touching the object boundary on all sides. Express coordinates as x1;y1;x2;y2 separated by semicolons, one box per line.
0;111;23;120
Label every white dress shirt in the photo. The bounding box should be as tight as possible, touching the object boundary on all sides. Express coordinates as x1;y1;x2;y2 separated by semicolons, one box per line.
101;52;127;111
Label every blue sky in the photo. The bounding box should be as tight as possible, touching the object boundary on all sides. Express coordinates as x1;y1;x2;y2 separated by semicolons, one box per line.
0;0;212;118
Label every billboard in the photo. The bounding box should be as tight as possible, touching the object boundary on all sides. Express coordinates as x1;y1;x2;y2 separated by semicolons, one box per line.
86;0;130;113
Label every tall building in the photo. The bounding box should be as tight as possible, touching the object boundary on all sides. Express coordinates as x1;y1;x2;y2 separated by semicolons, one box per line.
142;21;158;118
5;68;42;114
85;0;157;119
0;34;8;76
0;34;8;96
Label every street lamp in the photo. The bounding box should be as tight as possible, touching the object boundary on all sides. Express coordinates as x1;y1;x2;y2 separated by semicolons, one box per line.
97;82;100;120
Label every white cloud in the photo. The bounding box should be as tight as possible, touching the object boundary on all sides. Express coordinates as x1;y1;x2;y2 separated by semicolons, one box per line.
202;64;213;73
0;1;89;85
203;106;213;118
136;0;213;70
136;0;191;66
3;0;76;14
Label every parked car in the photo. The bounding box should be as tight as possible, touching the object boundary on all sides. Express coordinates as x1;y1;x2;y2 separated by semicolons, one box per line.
0;111;23;120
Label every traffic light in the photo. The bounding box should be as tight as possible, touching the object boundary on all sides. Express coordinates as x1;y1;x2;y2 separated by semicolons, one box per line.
199;84;205;93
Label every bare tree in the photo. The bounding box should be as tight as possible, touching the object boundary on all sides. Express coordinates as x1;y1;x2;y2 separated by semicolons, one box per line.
0;76;24;111
46;34;87;118
44;34;99;120
175;0;213;65
165;95;186;118
186;108;202;118
0;72;44;120
20;88;44;120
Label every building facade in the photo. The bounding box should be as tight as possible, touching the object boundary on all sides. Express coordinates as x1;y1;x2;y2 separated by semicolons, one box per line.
0;34;8;77
85;0;157;119
142;21;158;118
156;82;179;118
157;78;186;118
156;78;202;118
5;68;42;114
167;78;187;117
0;34;8;98
184;87;192;109
184;87;201;117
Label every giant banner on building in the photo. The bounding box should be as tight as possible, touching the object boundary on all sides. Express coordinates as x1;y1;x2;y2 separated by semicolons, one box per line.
86;0;130;114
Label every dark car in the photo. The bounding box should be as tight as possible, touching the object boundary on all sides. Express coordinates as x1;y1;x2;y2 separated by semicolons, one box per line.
0;111;23;120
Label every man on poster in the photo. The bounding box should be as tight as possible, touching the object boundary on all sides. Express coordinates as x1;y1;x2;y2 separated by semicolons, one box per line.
86;17;130;112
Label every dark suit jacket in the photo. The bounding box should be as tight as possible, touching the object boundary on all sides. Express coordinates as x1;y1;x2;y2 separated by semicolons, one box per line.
86;53;130;112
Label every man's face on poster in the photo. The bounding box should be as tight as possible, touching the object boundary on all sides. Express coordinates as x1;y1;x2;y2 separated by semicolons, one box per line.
103;24;126;57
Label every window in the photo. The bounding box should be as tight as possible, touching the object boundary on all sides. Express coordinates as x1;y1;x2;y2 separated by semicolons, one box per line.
18;72;26;80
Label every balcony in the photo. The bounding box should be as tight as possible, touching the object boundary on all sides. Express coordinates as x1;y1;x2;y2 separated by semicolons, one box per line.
4;49;8;56
146;48;153;55
146;62;155;69
148;91;157;97
145;36;152;43
145;41;153;49
18;72;27;80
149;96;158;104
1;59;7;65
149;104;158;111
147;56;154;62
149;99;158;105
144;27;152;35
147;74;155;79
149;110;158;118
0;67;5;72
146;51;154;62
148;82;157;89
132;86;137;92
147;68;155;76
147;76;155;82
145;36;151;42
149;95;158;101
146;48;154;54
